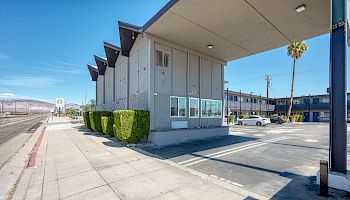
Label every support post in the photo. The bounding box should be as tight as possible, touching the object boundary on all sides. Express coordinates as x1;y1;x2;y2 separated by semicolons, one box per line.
227;88;229;125
320;160;329;197
330;0;347;173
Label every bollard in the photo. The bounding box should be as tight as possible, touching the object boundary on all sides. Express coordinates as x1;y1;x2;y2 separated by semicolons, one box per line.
320;160;328;197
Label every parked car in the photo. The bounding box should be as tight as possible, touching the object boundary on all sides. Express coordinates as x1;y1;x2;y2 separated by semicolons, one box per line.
269;116;286;124
237;115;271;126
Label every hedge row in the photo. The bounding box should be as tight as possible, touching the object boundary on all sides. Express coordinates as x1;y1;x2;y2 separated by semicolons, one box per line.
89;111;112;133
101;116;114;136
113;110;150;143
83;111;91;129
83;110;149;143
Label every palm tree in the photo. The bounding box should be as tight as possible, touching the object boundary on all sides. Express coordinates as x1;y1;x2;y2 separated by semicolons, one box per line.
287;41;308;122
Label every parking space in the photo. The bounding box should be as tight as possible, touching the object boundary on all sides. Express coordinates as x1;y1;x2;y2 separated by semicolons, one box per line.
141;123;350;199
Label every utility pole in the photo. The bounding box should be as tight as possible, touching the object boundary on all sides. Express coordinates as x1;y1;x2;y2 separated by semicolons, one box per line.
259;94;262;116
308;94;311;122
265;75;272;115
239;90;242;115
250;92;253;115
329;0;347;173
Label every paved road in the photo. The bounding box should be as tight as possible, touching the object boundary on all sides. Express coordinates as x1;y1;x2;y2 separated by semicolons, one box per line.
0;115;47;168
142;123;350;199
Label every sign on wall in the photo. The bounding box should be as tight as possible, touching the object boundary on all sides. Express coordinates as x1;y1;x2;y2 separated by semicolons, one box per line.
55;98;65;108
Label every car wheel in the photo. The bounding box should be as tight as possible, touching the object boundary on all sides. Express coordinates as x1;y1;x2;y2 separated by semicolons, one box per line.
238;121;242;125
256;122;262;126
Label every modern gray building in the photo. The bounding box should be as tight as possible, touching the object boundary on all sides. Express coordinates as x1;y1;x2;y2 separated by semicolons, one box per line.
87;0;330;145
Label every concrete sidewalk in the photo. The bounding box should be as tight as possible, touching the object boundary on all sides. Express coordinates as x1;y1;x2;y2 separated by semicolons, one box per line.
11;117;267;200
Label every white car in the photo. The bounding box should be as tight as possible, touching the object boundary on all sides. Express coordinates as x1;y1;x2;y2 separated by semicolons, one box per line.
238;115;271;126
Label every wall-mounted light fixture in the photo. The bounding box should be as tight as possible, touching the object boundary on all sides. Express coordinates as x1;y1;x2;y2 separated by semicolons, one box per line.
207;44;214;49
296;5;306;13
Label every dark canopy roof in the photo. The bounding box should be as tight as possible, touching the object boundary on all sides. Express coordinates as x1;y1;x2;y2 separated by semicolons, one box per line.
118;21;142;57
87;64;98;81
94;55;108;75
103;42;121;68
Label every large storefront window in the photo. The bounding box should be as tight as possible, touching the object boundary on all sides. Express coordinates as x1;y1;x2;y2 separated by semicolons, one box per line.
170;96;186;117
189;98;199;118
201;99;222;118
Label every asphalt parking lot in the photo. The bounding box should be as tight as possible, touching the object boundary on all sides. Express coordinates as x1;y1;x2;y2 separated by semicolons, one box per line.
141;123;350;199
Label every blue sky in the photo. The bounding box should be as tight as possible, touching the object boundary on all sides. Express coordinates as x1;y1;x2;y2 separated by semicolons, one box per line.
0;0;348;104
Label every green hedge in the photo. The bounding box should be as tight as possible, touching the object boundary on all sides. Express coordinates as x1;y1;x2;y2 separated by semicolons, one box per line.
89;111;112;133
101;116;114;136
113;110;150;143
83;111;91;130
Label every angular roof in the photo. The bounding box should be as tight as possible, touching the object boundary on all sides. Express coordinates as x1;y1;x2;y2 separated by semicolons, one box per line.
118;21;143;57
94;55;108;75
103;42;121;67
143;0;330;61
87;64;98;81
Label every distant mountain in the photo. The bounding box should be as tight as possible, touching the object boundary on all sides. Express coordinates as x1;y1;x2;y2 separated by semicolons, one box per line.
0;99;80;113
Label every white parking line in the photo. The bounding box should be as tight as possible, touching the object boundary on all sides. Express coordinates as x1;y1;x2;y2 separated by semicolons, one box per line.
210;175;244;187
179;136;290;167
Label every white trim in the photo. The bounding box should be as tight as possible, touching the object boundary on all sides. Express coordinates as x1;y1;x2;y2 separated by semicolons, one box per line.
201;99;223;118
189;97;199;118
170;96;187;118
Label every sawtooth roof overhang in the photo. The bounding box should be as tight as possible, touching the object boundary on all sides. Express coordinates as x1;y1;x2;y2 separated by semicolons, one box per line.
94;55;108;75
104;42;121;67
118;21;143;57
87;64;98;81
143;0;330;62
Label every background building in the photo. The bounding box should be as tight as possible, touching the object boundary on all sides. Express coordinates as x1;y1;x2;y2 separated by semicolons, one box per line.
224;90;275;117
224;90;350;122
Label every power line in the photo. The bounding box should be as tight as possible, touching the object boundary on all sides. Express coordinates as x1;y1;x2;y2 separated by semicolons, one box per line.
231;67;328;85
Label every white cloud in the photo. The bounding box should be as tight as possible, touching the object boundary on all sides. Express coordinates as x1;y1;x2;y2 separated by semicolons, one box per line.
36;62;85;75
0;76;60;88
0;53;11;60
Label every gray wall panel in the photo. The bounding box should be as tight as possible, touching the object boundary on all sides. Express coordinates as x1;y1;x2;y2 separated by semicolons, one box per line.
200;58;212;99
172;49;187;96
189;54;200;98
212;62;222;100
154;93;171;130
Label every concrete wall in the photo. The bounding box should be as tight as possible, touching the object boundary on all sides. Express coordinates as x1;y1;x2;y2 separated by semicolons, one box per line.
104;67;114;104
129;35;150;110
96;75;104;106
149;35;226;131
114;54;128;110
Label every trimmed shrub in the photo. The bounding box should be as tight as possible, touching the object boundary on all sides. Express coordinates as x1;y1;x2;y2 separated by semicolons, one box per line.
83;111;90;129
83;111;91;130
113;110;150;143
89;111;112;133
101;116;114;136
229;115;234;123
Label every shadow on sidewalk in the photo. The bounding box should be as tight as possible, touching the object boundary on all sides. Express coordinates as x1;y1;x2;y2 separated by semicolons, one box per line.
140;135;258;160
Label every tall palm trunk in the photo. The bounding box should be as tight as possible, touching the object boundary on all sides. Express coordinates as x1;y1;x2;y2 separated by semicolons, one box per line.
287;57;296;122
